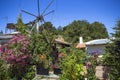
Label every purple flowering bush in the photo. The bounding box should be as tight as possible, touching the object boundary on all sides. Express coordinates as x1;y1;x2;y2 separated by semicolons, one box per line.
0;34;36;79
1;34;31;67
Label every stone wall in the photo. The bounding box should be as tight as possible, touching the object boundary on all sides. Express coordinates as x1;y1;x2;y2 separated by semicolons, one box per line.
95;66;110;80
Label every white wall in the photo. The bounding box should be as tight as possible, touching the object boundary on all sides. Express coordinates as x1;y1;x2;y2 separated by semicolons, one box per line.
86;45;106;55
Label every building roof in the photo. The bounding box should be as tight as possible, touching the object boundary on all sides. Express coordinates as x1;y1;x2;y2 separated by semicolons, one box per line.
76;43;86;48
0;31;20;40
10;31;20;34
55;35;71;46
85;39;112;45
75;37;86;48
0;34;13;39
55;39;70;45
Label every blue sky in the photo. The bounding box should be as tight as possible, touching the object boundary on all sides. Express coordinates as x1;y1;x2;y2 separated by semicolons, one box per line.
0;0;120;35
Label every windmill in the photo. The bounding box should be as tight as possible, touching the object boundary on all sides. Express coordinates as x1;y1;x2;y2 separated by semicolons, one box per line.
22;0;55;35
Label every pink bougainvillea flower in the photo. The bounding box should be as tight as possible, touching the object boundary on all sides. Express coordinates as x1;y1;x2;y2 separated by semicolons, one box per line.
0;45;2;53
3;43;8;47
58;53;63;58
7;55;16;64
22;47;26;51
9;55;15;59
21;55;27;59
1;34;31;67
17;38;23;43
8;50;13;55
16;58;21;62
12;41;16;44
25;41;29;45
85;62;91;69
13;48;17;51
1;54;6;60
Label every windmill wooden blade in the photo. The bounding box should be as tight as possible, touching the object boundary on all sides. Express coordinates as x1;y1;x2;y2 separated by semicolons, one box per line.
21;0;55;34
38;0;40;16
43;10;55;17
22;10;37;17
41;0;54;15
42;17;46;23
25;20;36;25
25;19;37;32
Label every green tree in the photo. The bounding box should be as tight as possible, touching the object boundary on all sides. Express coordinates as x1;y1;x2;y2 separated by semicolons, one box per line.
90;22;108;39
56;26;63;35
40;21;57;43
63;20;90;43
62;20;108;43
103;20;120;79
15;16;28;34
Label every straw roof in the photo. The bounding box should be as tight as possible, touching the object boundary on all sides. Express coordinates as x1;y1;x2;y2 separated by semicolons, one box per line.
55;35;71;46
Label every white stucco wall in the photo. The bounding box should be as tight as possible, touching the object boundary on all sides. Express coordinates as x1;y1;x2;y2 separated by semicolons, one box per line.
86;45;106;55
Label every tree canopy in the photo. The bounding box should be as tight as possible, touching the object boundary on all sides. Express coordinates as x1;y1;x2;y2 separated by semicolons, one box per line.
23;20;109;43
57;20;109;43
103;20;120;79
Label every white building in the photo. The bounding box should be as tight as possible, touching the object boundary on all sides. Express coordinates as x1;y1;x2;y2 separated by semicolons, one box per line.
0;31;20;45
85;39;112;55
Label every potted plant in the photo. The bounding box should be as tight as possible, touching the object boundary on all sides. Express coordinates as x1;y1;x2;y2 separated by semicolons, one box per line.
52;60;62;75
53;66;62;75
52;50;68;75
52;47;71;75
29;33;51;75
36;54;50;75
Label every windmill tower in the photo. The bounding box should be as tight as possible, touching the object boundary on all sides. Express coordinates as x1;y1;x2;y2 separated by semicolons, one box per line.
22;0;55;34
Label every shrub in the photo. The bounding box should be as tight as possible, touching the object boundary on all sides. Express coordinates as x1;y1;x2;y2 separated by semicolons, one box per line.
0;34;35;79
59;48;86;80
